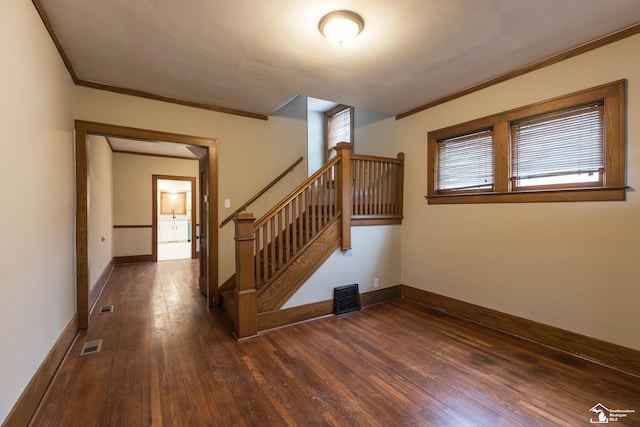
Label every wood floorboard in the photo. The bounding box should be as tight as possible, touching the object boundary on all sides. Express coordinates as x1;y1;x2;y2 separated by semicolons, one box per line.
31;259;640;426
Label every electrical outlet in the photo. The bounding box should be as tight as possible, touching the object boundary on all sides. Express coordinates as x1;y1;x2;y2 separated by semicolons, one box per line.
374;278;379;288
224;199;231;208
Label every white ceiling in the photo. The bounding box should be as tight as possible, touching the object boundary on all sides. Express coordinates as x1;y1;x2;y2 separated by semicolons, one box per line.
108;136;208;158
39;0;640;117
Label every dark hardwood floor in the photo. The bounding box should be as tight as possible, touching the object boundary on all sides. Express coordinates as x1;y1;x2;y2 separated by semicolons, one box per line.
31;260;640;426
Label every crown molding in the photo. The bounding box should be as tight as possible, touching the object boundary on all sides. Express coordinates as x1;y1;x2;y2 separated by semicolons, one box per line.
31;0;268;121
396;23;640;120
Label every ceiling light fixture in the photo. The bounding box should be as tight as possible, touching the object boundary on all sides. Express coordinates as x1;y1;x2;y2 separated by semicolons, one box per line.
318;10;364;46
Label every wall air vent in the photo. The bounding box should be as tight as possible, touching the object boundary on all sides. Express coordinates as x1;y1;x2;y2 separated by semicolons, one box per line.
80;339;103;356
334;284;361;315
362;286;400;307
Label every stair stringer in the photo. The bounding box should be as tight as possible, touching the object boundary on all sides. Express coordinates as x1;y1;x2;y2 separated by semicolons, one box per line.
257;215;341;313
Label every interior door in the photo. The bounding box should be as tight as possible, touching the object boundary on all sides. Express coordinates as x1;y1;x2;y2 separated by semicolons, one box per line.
198;153;209;297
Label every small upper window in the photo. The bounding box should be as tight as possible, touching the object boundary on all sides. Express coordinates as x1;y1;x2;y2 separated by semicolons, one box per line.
326;105;353;160
427;80;626;204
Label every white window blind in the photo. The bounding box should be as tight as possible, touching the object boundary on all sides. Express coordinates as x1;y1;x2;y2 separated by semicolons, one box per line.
511;102;605;187
436;129;494;191
327;107;351;158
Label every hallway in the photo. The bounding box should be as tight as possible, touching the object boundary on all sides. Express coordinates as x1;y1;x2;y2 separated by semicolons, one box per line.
31;260;640;426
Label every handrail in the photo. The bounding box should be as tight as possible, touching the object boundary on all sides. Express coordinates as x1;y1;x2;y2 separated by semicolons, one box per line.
351;153;404;164
253;155;341;231
220;156;304;227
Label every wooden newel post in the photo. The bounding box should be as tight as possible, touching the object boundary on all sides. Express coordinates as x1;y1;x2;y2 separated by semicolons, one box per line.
336;142;352;250
234;212;257;340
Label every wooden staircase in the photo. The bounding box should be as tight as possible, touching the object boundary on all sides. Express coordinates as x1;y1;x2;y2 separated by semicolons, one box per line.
222;144;404;339
221;215;340;327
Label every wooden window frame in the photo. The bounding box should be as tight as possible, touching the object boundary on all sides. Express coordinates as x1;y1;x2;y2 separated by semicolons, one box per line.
427;80;627;204
325;105;354;161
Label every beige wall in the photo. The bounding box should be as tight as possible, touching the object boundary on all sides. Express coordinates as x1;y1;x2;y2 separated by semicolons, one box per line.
0;0;76;422
112;153;198;256
285;225;401;308
88;135;114;288
391;34;640;350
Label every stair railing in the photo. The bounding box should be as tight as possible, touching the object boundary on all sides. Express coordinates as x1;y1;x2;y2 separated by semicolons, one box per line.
232;144;404;339
252;150;344;289
351;152;404;223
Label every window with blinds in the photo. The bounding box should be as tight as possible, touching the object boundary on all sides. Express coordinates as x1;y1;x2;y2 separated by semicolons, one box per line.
426;80;626;204
436;129;494;191
326;105;353;160
511;102;605;189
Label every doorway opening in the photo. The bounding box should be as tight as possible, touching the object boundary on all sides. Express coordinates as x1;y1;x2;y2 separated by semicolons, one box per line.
75;120;219;330
154;177;196;261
